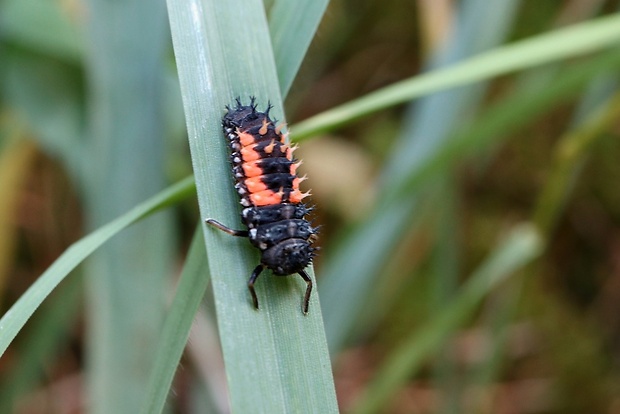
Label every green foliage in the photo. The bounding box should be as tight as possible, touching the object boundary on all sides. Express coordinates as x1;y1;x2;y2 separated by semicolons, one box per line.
1;0;620;412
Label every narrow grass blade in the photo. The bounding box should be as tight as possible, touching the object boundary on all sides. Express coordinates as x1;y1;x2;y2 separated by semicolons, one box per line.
292;13;620;140
166;0;337;412
269;0;330;96
352;224;544;414
140;227;209;414
0;176;195;358
391;49;620;204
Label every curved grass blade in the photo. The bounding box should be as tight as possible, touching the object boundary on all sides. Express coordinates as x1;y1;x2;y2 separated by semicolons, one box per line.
389;48;620;204
166;0;337;412
0;176;195;358
292;13;620;140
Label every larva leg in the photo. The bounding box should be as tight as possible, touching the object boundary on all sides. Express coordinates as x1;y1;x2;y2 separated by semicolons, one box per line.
205;219;249;237
298;269;312;315
248;264;264;309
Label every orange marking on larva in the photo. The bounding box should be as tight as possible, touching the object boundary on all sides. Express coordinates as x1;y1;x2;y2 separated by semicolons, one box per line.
292;177;300;190
259;118;269;135
242;160;263;177
250;189;282;206
281;132;290;143
244;176;268;193
241;144;260;162
291;160;302;175
238;130;256;146
277;143;289;159
275;122;287;134
286;144;298;161
263;139;276;154
289;189;311;203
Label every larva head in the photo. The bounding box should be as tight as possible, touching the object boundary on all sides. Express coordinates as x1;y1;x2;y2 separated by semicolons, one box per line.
261;239;314;276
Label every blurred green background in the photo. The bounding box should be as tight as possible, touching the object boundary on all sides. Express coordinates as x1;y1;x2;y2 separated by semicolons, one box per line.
1;0;620;412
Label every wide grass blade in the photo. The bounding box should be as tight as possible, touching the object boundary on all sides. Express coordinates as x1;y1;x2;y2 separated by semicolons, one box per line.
166;0;337;412
0;177;195;358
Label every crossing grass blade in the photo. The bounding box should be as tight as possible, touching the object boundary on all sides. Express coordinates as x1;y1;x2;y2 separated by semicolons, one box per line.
0;177;195;358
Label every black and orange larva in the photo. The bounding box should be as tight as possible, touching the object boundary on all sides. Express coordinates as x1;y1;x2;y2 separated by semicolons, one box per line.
206;98;319;314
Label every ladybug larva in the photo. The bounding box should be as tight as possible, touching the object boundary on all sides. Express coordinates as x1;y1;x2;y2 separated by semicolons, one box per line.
206;98;319;314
